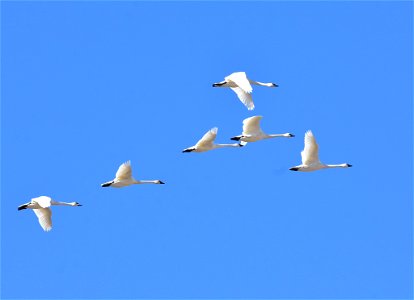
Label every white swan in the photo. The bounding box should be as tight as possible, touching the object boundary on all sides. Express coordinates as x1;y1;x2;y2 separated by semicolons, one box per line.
231;116;294;142
289;130;352;172
182;127;246;153
101;160;165;187
18;196;82;232
212;72;278;110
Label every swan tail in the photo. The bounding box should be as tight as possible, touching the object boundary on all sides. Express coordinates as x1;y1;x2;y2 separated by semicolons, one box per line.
182;148;195;153
212;82;227;87
101;181;114;187
18;203;29;211
230;136;241;141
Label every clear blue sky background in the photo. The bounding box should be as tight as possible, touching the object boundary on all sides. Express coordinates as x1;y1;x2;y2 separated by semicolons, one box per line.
1;1;412;299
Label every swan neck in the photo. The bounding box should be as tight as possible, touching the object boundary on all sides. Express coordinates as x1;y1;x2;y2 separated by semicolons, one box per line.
136;180;157;184
325;164;346;168
268;134;286;138
249;80;272;87
51;201;72;206
214;143;239;148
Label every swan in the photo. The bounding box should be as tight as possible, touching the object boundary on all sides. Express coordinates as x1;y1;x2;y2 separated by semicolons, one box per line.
289;130;352;172
101;160;165;187
212;72;278;110
182;127;246;153
230;116;294;142
17;196;82;232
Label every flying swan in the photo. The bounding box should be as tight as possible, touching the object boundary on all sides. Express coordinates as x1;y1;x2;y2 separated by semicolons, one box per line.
231;115;294;142
18;196;82;232
212;71;278;110
101;160;165;187
289;130;352;172
183;127;246;153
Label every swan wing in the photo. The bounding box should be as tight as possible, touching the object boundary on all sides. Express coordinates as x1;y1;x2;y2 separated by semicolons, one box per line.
242;116;263;135
195;127;218;148
226;72;253;93
33;196;52;208
33;208;52;232
230;87;254;110
301;130;319;165
115;160;133;180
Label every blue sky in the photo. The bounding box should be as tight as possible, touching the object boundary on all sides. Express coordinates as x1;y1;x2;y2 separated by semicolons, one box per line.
1;1;412;299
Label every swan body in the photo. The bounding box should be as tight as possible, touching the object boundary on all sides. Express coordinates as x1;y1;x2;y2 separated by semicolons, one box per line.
182;127;246;153
212;72;278;110
289;130;352;172
231;116;294;142
18;196;82;232
101;160;165;187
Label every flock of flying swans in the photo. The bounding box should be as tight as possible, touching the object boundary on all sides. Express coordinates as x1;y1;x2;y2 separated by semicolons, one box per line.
18;71;351;231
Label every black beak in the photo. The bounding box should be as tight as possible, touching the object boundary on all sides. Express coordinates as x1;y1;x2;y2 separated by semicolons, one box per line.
230;137;241;141
289;167;299;171
182;149;194;153
273;83;279;87
159;181;165;184
347;164;352;167
289;134;295;137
